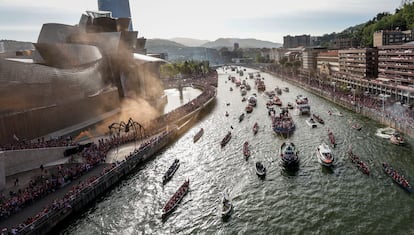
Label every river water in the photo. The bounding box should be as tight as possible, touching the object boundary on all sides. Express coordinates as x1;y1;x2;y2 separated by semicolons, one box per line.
60;67;414;235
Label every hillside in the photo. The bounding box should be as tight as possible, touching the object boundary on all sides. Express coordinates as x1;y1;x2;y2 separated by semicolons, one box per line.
201;38;281;49
145;39;186;48
169;37;210;47
318;1;414;47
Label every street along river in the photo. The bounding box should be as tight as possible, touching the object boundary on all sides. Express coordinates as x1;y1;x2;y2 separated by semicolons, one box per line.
60;67;414;234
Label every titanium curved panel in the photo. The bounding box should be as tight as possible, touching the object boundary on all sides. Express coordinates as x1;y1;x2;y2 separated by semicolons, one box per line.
0;58;108;114
34;43;102;69
37;23;78;44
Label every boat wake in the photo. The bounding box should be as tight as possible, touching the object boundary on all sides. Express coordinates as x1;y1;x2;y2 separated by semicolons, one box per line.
375;127;396;139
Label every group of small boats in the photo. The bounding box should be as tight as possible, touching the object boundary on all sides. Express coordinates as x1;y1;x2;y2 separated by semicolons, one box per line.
271;107;296;136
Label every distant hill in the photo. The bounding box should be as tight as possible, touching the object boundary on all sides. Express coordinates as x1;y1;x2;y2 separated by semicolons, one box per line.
145;39;186;48
201;38;282;49
145;38;223;64
169;37;210;47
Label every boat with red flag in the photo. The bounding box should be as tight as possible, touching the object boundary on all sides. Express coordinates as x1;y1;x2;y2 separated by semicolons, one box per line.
162;179;190;220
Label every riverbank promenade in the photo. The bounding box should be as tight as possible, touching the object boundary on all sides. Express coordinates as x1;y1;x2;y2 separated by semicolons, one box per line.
0;72;217;234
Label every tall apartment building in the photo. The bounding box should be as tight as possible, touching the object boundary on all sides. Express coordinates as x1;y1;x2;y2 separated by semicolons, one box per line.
317;50;339;76
269;48;288;62
338;48;378;79
283;34;310;48
302;47;327;72
378;44;414;86
373;30;413;47
333;38;359;49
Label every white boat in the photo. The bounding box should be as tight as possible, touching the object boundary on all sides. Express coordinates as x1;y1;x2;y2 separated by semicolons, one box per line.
305;118;317;128
255;161;266;178
316;143;334;167
375;127;396;139
221;192;233;218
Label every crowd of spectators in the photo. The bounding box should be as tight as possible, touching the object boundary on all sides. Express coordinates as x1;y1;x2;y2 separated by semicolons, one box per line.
0;136;75;151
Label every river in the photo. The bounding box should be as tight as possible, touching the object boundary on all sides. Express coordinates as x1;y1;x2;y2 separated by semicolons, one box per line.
60;67;414;235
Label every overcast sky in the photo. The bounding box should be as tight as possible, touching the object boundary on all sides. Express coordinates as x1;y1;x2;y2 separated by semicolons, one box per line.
0;0;400;43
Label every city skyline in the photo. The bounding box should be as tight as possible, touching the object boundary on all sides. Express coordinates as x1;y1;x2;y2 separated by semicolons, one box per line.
0;0;401;43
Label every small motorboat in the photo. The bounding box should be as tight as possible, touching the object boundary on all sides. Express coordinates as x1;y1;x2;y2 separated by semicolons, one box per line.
316;143;334;167
243;141;250;160
193;128;204;143
221;131;232;148
390;132;405;145
351;123;362;131
348;148;370;175
332;111;343;117
253;122;259;135
306;118;317;128
221;191;233;218
328;129;336;148
248;96;257;107
162;179;190;220
162;159;180;185
255;161;266;178
280;142;299;167
226;102;230;106
239;113;245;122
312;114;324;124
375;127;396;139
245;105;253;113
283;87;289;92
382;162;412;192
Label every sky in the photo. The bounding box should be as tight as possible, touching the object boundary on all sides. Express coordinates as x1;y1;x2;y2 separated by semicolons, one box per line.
0;0;401;43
